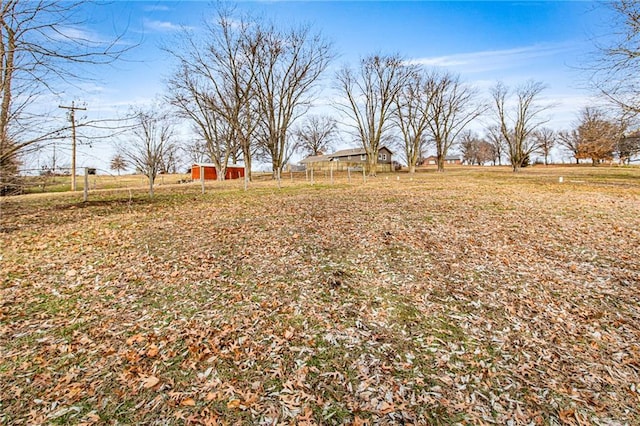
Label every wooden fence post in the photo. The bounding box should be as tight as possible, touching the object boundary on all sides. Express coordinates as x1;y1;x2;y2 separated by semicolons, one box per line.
83;168;89;202
200;165;205;194
330;162;334;185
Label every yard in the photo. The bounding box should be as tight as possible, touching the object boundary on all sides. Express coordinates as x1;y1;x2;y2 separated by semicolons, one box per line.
1;166;639;424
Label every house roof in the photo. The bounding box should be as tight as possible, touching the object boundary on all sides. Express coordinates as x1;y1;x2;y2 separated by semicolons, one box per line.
330;146;393;158
299;154;331;164
331;148;366;157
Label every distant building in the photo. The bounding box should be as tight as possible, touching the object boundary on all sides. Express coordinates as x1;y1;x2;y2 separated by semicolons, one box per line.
300;147;394;172
191;164;245;180
419;155;462;166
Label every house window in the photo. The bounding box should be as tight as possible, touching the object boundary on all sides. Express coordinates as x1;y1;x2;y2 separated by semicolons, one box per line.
379;153;387;161
360;154;366;161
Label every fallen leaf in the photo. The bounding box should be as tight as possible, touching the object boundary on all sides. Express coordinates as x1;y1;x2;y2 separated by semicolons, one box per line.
181;398;196;407
147;344;159;357
226;399;241;409
141;376;160;389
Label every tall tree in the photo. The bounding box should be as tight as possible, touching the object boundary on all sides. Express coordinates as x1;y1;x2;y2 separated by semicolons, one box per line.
590;0;640;115
425;71;485;172
253;24;333;180
168;62;237;180
294;115;337;156
491;81;550;172
166;7;261;186
120;107;177;198
459;130;494;165
533;127;556;165
0;1;130;192
616;132;640;164
336;54;413;175
393;69;431;174
557;129;581;164
485;125;506;166
559;107;622;165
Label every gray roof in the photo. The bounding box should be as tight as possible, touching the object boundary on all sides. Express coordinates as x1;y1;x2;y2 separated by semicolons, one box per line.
299;147;394;165
330;146;393;158
331;148;366;157
299;154;331;164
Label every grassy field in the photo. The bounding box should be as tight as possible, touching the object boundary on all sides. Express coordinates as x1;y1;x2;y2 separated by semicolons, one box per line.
17;173;192;194
1;165;639;424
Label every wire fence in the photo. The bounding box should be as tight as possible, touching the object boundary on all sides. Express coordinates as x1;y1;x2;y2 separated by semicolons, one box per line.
2;165;412;199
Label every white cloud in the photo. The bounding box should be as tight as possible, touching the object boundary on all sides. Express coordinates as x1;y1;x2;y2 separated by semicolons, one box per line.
143;19;191;33
50;26;110;44
408;43;579;74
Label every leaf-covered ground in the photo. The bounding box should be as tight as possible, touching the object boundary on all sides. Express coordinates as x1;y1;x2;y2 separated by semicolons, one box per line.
1;167;639;425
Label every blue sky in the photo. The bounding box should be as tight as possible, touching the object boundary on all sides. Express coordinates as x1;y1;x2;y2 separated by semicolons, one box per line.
45;1;615;171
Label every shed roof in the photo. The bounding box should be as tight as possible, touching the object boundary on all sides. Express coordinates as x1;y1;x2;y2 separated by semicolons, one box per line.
331;148;366;157
299;154;331;164
330;146;393;158
192;163;245;168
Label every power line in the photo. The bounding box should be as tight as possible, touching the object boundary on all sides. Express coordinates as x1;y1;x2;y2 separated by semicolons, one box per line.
59;101;87;191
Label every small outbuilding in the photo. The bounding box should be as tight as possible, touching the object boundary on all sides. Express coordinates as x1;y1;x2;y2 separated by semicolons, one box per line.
420;155;462;166
191;163;245;181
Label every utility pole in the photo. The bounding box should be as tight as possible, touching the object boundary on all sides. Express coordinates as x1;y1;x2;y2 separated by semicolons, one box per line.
59;101;86;191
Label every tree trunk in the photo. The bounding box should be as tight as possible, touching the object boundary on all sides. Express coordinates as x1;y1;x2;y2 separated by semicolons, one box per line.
243;145;252;182
436;155;445;172
367;155;377;176
409;164;416;174
149;175;155;198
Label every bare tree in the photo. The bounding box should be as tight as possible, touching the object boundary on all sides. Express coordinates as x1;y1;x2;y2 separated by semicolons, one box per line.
559;107;622;165
0;0;130;192
557;129;581;164
485;125;506;166
459;130;479;165
294;115;337;156
166;7;261;186
120;107;177;198
110;154;127;176
253;24;333;180
425;71;485;172
590;0;640;116
458;130;493;165
617;132;640;164
393;69;431;173
533;127;556;165
491;81;550;172
167;62;237;180
336;54;413;175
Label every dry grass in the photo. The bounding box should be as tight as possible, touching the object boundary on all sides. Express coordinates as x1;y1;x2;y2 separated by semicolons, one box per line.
1;165;639;424
18;173;192;194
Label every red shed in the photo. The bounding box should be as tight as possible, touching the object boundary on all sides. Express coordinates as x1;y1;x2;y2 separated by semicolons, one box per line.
191;163;245;181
